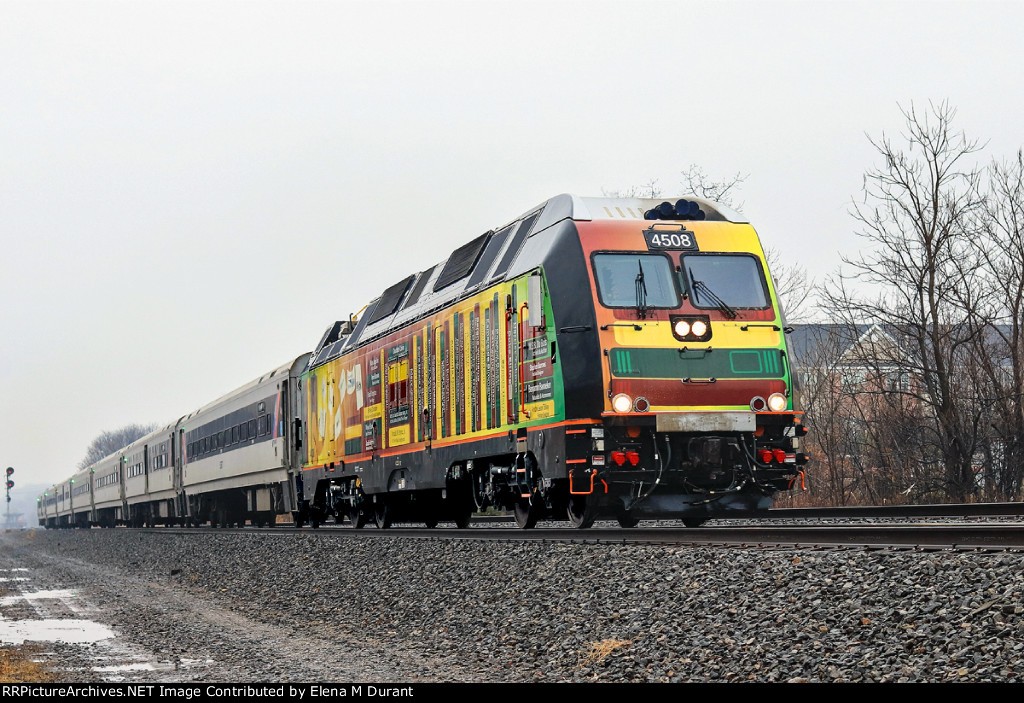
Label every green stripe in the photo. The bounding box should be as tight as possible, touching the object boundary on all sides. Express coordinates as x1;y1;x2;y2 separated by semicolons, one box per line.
609;348;786;379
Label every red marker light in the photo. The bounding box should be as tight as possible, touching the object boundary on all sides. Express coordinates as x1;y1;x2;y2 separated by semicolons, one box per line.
611;451;626;466
626;451;640;466
758;449;773;464
773;449;787;463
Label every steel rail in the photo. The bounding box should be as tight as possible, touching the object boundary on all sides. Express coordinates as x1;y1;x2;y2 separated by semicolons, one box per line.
463;502;1024;525
763;502;1024;519
135;522;1024;550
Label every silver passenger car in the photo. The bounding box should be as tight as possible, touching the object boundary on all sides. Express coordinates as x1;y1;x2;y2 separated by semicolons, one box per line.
177;354;310;526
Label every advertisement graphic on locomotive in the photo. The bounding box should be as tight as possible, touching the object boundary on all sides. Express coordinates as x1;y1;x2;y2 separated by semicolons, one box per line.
39;194;808;530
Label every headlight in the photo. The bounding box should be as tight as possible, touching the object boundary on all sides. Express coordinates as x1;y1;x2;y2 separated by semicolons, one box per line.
767;392;788;412
670;315;711;341
611;393;633;413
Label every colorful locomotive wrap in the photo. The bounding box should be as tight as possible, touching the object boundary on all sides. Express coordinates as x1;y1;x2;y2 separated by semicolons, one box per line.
303;274;563;465
300;194;808;528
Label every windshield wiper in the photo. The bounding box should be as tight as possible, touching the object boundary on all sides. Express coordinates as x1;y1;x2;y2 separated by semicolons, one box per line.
635;259;649;319
689;269;737;319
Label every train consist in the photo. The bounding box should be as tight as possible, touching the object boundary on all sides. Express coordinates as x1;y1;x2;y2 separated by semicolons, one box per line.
39;194;808;530
39;356;311;528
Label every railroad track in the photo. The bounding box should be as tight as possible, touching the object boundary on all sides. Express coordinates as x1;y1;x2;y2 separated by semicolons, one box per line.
752;502;1024;519
136;518;1024;550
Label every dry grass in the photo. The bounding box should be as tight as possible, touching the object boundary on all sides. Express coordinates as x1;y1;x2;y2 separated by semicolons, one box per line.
579;638;631;667
0;645;58;683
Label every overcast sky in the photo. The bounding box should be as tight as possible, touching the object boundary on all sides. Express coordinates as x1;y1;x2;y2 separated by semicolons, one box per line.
3;0;1023;488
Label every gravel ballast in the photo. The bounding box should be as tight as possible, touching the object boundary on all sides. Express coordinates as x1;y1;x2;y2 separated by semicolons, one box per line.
2;529;1022;682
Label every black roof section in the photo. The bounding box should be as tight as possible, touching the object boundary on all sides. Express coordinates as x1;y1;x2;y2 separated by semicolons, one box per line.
365;275;415;326
491;212;540;281
402;265;436;311
466;223;514;289
433;231;491;292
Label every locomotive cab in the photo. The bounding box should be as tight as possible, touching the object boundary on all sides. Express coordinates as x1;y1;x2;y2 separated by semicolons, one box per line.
557;197;808;526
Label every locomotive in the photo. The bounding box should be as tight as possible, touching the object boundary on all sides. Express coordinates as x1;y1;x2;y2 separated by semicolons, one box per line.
39;194;808;530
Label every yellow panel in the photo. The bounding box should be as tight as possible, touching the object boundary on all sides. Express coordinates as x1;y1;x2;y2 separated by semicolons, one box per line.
461;310;471;433
691;223;762;253
388;360;409;383
411;334;419;440
449;316;456;432
526;400;555;420
364;403;383;421
611;320;780;348
715;322;782;347
434;327;442;423
388;424;410;447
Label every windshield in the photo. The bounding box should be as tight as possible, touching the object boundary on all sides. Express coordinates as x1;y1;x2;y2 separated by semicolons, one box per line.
593;253;679;308
683;254;770;309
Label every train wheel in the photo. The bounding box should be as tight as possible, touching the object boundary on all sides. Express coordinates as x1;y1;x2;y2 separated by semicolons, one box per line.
616;510;640;528
682;517;706;528
348;505;368;529
566;495;597;529
374;502;392;529
453;505;472;529
311;514;321;529
513;499;539;529
424;517;439;528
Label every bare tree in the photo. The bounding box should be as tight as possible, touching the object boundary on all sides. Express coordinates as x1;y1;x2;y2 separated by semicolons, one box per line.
786;324;864;505
601;179;663;199
604;165;747;206
681;164;747;211
823;101;986;501
78;423;159;470
765;248;814;323
967;151;1024;498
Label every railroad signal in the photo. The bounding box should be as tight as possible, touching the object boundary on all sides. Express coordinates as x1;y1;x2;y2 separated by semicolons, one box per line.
5;467;11;476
